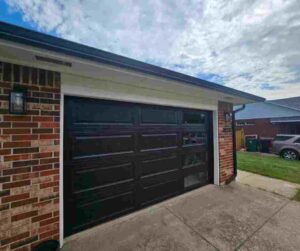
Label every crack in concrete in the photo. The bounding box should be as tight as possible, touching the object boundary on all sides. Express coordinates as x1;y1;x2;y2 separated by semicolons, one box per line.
234;200;291;251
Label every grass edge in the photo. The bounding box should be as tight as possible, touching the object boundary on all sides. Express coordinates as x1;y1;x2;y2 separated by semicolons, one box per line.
293;189;300;202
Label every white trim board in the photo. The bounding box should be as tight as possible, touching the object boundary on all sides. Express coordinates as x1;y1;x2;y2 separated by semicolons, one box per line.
59;95;64;247
213;110;220;185
61;73;218;111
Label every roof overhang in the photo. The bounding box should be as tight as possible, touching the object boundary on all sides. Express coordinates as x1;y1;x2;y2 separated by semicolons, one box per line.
0;22;265;105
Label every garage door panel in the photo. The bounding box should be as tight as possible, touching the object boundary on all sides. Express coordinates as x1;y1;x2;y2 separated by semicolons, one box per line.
69;126;138;135
140;169;179;187
74;191;135;231
64;96;213;236
69;154;136;170
73;162;135;191
138;167;180;206
72;134;135;159
140;153;179;176
140;179;180;206
74;180;135;204
139;132;178;151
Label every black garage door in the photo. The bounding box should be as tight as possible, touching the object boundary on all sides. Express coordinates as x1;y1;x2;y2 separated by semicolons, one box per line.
64;96;213;236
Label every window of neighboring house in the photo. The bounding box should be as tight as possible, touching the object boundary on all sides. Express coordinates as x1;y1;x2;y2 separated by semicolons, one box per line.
273;135;294;141
236;121;255;126
294;138;300;143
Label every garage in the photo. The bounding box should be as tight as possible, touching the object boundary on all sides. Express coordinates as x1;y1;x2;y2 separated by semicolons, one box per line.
63;96;213;236
0;22;267;249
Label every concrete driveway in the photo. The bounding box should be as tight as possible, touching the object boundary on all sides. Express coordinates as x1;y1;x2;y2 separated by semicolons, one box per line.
62;183;300;251
237;170;300;199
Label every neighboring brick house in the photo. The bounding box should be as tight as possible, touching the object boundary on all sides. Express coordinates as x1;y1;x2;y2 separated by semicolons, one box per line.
236;97;300;140
0;22;263;250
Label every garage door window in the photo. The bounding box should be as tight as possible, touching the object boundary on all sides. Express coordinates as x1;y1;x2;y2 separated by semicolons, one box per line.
183;152;205;168
183;151;207;189
183;131;207;146
183;111;206;124
184;172;206;188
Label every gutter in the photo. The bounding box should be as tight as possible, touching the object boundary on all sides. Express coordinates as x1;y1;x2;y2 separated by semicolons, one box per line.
232;105;246;177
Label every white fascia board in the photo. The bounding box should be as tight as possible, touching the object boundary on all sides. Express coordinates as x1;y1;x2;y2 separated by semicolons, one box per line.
61;73;218;111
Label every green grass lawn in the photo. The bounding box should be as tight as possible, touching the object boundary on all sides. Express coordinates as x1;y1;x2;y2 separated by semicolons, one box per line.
237;152;300;184
294;189;300;202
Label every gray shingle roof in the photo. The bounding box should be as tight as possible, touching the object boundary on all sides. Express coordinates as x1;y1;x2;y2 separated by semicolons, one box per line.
235;97;300;120
269;97;300;111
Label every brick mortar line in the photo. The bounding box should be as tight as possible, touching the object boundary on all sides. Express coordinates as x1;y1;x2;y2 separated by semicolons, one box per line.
234;199;290;251
163;205;220;251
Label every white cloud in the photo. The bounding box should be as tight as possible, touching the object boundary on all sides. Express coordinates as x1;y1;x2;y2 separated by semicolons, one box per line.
5;0;300;99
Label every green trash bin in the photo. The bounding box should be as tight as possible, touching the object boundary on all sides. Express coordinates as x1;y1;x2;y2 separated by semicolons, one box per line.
246;138;258;152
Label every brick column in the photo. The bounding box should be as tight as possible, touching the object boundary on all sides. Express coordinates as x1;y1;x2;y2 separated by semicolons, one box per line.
218;101;234;185
0;62;61;250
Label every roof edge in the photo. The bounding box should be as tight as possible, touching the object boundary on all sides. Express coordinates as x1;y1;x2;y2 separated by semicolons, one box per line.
267;101;300;112
0;21;265;102
235;101;300;120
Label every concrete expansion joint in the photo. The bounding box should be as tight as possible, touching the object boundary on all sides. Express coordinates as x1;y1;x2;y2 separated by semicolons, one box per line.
163;206;220;251
234;200;291;251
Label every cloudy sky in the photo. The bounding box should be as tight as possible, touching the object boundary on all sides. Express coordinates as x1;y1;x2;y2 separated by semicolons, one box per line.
1;0;300;100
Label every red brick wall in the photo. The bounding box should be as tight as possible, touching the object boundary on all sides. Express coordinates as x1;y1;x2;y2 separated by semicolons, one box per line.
218;101;234;185
236;118;278;138
0;62;61;250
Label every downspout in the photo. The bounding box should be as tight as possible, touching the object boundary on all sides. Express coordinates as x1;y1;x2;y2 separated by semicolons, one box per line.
232;104;246;177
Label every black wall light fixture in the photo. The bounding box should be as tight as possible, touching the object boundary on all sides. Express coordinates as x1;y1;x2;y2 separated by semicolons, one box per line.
9;87;27;114
224;112;232;122
223;111;233;132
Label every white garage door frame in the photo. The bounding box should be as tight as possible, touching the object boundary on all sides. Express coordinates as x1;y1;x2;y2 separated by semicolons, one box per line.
59;73;220;246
